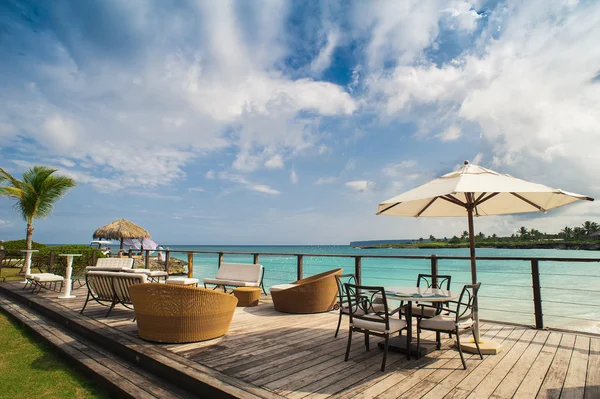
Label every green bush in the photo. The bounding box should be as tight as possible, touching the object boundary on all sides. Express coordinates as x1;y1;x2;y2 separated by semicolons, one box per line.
0;240;47;267
32;245;106;276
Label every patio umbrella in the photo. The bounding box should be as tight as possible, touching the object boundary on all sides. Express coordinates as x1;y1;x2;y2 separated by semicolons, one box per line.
377;161;593;353
93;218;151;251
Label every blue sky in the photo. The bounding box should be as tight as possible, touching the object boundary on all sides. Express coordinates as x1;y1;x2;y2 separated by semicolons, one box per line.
1;0;600;245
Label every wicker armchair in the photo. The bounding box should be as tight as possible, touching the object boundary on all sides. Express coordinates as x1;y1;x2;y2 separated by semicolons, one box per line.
270;268;343;314
129;284;238;343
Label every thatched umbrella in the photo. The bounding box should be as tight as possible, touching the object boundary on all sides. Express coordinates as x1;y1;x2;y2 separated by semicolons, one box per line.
93;218;151;251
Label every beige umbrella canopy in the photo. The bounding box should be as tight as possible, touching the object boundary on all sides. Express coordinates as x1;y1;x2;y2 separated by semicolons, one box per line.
93;218;151;250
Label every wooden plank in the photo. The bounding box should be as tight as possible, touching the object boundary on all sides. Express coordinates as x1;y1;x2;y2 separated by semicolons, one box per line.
513;332;563;399
585;338;600;399
466;328;539;398
561;335;590;399
537;333;576;399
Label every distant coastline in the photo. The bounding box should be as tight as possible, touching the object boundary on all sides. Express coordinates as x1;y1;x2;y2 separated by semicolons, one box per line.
353;241;600;251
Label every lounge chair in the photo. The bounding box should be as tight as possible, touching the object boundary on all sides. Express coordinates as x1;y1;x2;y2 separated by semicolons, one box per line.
123;268;169;283
203;263;266;294
80;271;147;317
130;284;238;343
85;257;134;272
270;268;342;314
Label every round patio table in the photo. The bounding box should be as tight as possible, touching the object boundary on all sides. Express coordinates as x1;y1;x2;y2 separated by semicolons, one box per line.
377;286;458;356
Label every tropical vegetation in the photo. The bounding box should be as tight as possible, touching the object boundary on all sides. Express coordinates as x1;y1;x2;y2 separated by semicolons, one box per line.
0;165;76;272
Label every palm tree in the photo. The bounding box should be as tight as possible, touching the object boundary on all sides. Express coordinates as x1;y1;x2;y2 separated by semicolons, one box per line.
560;226;573;240
517;226;528;239
0;166;76;272
461;231;469;241
583;221;600;237
429;235;436;242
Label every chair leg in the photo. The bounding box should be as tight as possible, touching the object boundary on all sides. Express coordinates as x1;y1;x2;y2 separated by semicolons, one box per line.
364;332;370;351
455;330;467;370
106;298;117;317
382;334;389;372
344;328;353;361
80;291;91;314
473;329;483;359
335;311;343;338
436;331;441;350
416;323;421;359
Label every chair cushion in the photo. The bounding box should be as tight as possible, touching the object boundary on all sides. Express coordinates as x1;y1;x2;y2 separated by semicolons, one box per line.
166;278;199;285
404;305;438;318
420;315;474;331
125;269;168;277
93;257;135;270
33;274;64;282
353;315;407;333
214;263;263;284
26;273;54;279
204;278;259;287
269;283;298;292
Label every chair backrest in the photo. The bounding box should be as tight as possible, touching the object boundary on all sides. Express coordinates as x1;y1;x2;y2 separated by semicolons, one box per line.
215;263;263;284
93;257;135;270
344;283;391;331
335;274;356;306
417;274;451;290
454;283;481;323
87;271;147;302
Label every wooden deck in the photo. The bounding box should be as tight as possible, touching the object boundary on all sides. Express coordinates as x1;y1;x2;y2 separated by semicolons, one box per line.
0;281;598;399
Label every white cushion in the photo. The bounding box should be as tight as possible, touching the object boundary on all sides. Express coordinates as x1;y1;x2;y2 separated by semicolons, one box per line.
214;263;263;284
203;278;259;287
26;273;54;279
33;274;64;282
124;269;168;277
420;315;474;331
166;278;199;285
90;258;134;270
353;315;407;333
269;283;298;292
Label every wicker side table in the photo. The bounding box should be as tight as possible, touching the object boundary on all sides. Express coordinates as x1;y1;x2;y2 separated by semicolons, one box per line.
233;287;261;307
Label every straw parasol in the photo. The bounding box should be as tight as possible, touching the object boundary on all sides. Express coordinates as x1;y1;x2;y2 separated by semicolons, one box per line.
93;218;151;250
377;161;593;354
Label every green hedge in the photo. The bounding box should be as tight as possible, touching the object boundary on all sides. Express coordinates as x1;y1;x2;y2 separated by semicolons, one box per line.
33;245;106;276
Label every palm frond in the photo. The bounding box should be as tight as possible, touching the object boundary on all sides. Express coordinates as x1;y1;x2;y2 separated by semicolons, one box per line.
0;167;24;189
34;175;77;219
0;186;26;199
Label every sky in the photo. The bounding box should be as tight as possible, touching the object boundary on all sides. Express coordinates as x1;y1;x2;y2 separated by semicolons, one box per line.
1;0;600;245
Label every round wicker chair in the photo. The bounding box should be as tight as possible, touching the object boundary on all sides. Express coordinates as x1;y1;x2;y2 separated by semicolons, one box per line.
270;268;343;314
130;283;238;343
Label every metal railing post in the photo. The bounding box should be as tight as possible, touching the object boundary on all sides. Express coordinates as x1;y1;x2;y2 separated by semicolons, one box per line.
253;254;259;264
355;256;362;285
145;250;150;269
430;254;438;288
218;252;224;269
187;253;194;278
0;248;4;280
164;250;170;274
531;259;544;329
297;255;303;281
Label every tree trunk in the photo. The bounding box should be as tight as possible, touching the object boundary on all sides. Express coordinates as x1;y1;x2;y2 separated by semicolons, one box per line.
19;222;34;274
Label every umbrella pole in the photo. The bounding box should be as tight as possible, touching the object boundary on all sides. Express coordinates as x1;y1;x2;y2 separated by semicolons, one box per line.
467;206;480;342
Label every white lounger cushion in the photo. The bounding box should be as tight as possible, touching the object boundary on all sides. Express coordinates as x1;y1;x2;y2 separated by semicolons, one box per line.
353;315;407;333
419;315;474;331
124;268;168;277
203;263;263;287
166;278;199;285
269;283;298;292
26;273;55;279
33;274;64;282
87;258;135;271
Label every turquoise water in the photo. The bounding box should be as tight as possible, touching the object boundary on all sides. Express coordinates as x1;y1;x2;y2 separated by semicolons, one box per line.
158;245;600;333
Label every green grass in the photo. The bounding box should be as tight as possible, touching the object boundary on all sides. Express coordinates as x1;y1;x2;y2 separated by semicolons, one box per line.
0;267;41;282
0;311;109;399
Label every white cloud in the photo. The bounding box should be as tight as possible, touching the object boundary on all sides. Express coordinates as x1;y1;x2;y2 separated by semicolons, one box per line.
381;160;417;177
345;180;375;192
205;170;216;179
290;169;298;184
265;154;284;169
250;184;280;195
436;125;462;142
310;29;339;75
42;115;79;150
315;176;337;185
188;186;205;192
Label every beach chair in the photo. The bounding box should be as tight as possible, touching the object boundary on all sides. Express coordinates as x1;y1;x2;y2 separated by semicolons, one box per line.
81;271;147;317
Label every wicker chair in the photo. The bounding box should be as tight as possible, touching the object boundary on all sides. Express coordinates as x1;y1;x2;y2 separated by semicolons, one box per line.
270;268;342;314
129;284;238;343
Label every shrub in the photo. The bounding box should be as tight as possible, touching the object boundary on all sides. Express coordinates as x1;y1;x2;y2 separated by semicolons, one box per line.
32;245;106;276
0;240;47;267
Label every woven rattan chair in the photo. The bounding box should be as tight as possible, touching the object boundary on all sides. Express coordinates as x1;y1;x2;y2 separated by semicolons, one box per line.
270;268;342;314
129;284;238;343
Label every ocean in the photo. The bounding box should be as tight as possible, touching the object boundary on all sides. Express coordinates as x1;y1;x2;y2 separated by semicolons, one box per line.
119;244;600;333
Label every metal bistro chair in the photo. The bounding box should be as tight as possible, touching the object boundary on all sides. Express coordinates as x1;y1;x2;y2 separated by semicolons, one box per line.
401;273;452;320
335;274;387;337
344;283;410;372
416;283;483;369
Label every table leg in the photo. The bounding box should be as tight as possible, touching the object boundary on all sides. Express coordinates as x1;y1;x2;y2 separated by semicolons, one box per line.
407;300;412;343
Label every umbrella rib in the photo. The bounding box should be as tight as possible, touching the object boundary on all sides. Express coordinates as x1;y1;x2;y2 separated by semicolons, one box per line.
510;192;545;211
475;192;500;206
416;197;438;217
474;192;487;204
376;202;401;215
442;194;467;207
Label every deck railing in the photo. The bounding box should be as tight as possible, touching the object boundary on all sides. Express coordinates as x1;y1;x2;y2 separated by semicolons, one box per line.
1;247;599;334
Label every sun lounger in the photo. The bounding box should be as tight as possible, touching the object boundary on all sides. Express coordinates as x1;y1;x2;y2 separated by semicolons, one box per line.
123;268;168;283
85;257;135;272
81;271;147;317
31;274;65;293
203;263;266;294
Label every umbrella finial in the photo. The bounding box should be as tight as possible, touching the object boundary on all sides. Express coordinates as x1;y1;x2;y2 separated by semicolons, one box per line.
464;160;469;165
